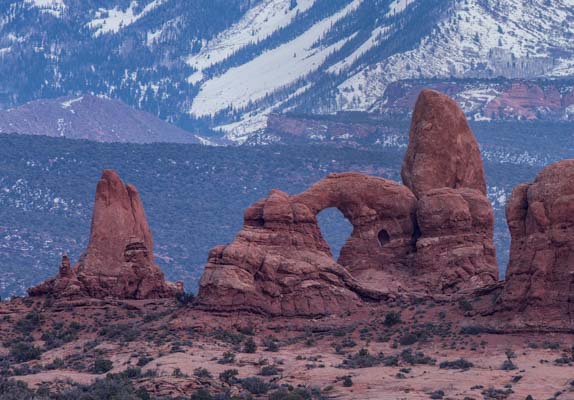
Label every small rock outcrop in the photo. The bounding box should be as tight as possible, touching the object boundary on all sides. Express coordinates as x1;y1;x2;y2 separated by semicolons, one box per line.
29;170;181;300
496;160;574;328
401;89;487;198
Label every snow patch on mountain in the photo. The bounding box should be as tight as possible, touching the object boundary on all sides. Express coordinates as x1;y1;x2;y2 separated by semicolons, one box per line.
24;0;66;17
190;0;363;117
87;0;167;37
386;0;416;17
187;0;317;85
61;96;83;109
338;0;574;113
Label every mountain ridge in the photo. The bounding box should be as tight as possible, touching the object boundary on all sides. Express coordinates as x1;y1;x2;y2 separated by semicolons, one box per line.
2;0;573;142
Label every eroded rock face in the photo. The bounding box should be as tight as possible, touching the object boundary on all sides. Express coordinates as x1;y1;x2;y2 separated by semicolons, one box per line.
197;173;414;316
198;90;504;316
497;160;574;327
401;89;487;198
414;188;498;293
197;169;499;316
29;170;181;300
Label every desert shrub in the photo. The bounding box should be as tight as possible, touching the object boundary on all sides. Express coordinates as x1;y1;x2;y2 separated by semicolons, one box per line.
41;323;81;350
340;337;356;348
269;387;319;400
342;376;353;387
219;369;239;384
439;358;474;370
15;311;43;334
45;358;65;370
98;324;139;342
243;337;257;353
554;356;572;365
458;299;473;312
122;368;142;379
175;291;195;306
218;351;236;365
501;360;517;370
260;365;279;376
400;349;435;365
263;336;280;352
383;312;402;327
459;326;486;335
542;341;560;350
481;387;513;399
10;342;42;362
194;367;212;378
237;325;255;336
212;328;245;346
136;356;154;367
339;348;397;369
0;378;45;399
59;375;148;400
430;390;444;399
190;388;213;400
241;376;272;395
93;358;113;374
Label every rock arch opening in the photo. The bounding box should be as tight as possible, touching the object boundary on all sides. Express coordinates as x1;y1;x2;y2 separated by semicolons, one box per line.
317;207;353;260
378;229;390;247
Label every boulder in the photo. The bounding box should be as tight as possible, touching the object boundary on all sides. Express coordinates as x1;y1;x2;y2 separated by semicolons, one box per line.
401;89;487;198
29;170;181;300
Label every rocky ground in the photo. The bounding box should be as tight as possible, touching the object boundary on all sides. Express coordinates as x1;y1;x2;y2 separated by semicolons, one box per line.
1;296;573;400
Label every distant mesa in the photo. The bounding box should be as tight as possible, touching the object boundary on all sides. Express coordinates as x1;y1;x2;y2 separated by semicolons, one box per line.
0;94;213;144
29;169;182;300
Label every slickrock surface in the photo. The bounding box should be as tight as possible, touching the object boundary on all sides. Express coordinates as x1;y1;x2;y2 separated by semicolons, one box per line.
496;159;574;328
401;89;487;198
29;170;181;299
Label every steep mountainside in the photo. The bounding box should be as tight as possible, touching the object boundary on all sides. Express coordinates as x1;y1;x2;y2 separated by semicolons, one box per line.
1;0;573;142
0;95;210;144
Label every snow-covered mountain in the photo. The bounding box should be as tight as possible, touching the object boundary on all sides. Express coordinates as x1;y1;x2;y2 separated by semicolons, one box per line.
1;0;573;143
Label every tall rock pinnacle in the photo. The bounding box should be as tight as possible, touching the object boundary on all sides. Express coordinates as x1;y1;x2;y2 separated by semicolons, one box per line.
29;170;181;300
401;89;487;198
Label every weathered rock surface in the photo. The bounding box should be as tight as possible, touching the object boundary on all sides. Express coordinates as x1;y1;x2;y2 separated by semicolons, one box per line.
496;160;574;327
414;188;498;293
197;173;413;316
197;168;499;315
198;90;504;316
29;170;181;299
401;89;487;198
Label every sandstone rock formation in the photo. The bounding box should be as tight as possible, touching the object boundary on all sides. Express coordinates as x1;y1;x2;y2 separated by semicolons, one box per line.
402;89;498;292
401;89;487;198
197;89;501;316
29;170;181;300
198;173;409;316
496;160;574;327
414;187;498;293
